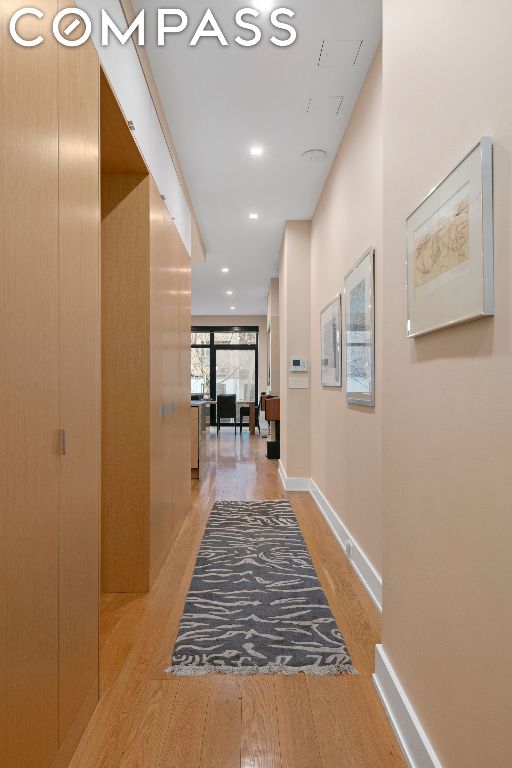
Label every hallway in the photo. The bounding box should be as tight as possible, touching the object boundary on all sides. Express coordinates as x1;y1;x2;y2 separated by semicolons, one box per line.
3;3;512;765
69;434;405;768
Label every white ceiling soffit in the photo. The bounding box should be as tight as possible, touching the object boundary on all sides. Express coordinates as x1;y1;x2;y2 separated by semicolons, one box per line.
129;0;382;315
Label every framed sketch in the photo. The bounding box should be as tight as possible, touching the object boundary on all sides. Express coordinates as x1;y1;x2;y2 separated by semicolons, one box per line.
320;294;342;387
344;247;375;406
406;137;494;337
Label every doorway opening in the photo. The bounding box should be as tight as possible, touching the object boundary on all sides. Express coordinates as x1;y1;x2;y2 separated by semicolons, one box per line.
191;326;259;427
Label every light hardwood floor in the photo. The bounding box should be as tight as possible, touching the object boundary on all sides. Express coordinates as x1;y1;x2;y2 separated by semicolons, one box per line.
69;432;405;768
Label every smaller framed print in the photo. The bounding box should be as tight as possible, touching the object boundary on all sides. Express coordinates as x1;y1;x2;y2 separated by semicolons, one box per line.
406;137;494;337
320;294;342;387
344;247;375;406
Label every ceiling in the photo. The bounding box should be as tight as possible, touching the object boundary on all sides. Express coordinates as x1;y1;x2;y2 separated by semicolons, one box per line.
133;0;382;315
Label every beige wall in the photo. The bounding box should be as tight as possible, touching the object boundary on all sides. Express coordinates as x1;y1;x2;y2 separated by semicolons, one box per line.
191;315;267;397
267;278;280;394
310;49;383;573
279;221;311;478
382;3;512;767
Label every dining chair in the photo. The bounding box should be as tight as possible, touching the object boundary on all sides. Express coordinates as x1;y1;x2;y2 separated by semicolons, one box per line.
216;394;237;434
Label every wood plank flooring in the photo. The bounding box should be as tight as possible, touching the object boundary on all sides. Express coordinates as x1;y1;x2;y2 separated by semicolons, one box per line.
69;432;405;768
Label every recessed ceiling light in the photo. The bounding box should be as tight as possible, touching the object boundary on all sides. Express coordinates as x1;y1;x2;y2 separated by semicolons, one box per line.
250;145;264;157
221;267;229;273
226;290;233;295
249;213;259;220
230;306;236;311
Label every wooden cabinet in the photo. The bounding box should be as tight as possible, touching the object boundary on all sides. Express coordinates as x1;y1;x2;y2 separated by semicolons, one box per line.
0;11;191;764
149;181;181;585
1;5;60;764
101;172;151;593
57;18;101;758
100;88;191;592
174;220;192;533
265;398;281;422
0;3;100;765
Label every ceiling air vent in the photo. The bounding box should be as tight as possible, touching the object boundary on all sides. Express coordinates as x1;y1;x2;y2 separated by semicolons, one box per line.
306;96;344;118
353;40;363;66
318;40;364;68
301;149;328;163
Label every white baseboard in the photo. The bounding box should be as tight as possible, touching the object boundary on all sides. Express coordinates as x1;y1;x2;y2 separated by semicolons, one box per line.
309;479;382;612
280;466;441;768
373;646;444;768
278;461;312;492
278;465;382;612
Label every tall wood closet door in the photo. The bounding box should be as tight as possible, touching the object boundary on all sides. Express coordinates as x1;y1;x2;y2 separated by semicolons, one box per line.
101;173;150;593
57;30;101;749
174;239;192;532
149;180;175;584
0;3;60;766
166;225;182;540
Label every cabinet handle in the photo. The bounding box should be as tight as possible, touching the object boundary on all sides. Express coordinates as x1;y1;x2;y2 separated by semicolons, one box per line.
58;428;67;456
161;403;166;418
169;402;176;415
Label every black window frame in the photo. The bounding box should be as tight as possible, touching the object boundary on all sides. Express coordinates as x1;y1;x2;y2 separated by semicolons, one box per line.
191;326;259;427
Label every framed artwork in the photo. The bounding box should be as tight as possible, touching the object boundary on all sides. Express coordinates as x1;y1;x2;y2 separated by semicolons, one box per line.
344;247;375;406
406;137;494;337
320;294;342;387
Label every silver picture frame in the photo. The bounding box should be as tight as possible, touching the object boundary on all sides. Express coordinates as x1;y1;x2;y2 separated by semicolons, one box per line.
344;247;375;406
406;137;494;338
320;293;342;388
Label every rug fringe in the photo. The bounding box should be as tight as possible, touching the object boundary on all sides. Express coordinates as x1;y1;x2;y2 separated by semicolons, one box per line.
164;662;359;677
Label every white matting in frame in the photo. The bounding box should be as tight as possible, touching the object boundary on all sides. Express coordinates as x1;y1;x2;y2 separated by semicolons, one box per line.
320;294;342;387
344;247;375;406
406;137;494;338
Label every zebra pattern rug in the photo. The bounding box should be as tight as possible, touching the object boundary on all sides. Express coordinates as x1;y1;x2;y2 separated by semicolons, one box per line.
167;499;357;676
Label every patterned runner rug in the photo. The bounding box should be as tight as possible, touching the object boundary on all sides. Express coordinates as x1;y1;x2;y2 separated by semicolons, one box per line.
167;499;357;676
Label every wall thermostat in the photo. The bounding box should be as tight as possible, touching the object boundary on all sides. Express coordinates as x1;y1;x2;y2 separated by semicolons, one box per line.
289;357;308;373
